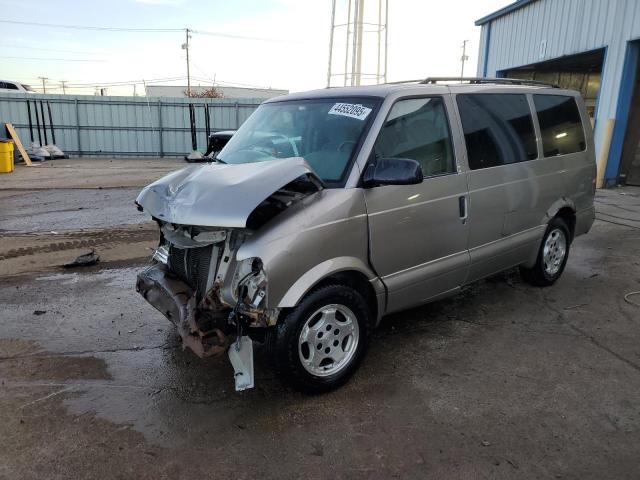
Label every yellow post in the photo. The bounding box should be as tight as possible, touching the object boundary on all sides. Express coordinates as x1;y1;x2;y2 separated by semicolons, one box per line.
0;140;14;173
596;119;615;188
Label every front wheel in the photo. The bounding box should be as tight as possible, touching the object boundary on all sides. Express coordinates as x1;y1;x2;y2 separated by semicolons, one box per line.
272;284;372;394
520;217;571;286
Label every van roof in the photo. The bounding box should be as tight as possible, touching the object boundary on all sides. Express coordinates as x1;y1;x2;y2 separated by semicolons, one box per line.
267;77;573;103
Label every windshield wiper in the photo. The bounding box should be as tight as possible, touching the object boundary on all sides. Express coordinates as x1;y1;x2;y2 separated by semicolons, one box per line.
208;156;226;164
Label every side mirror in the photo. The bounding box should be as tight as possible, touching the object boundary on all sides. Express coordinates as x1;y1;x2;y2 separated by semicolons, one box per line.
362;157;423;188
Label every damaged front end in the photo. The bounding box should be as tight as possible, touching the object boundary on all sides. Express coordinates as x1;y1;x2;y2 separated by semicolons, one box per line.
134;157;323;388
136;225;275;357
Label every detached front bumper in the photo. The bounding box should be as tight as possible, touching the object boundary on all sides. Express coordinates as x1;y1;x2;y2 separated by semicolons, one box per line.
136;264;229;357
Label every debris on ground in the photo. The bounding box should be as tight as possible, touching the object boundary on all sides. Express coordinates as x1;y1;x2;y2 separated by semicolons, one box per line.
32;310;47;316
563;303;589;310
624;291;640;307
63;249;99;269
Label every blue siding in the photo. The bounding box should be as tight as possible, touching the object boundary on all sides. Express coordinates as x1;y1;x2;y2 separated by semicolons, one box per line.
476;0;640;184
606;40;639;186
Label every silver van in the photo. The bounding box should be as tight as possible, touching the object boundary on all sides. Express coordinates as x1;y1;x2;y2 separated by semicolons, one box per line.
136;78;596;393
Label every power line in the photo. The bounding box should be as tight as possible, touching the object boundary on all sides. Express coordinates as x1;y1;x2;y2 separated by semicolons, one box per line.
191;28;297;43
44;77;191;89
64;76;188;87
2;44;101;55
0;19;300;43
0;19;182;32
0;56;106;62
190;72;272;90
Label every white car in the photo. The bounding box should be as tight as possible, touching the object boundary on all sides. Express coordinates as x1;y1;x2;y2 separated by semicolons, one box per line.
0;81;36;93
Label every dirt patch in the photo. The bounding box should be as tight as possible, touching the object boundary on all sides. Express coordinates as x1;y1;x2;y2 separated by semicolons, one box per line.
0;339;43;358
2;158;183;190
0;339;111;382
0;224;158;277
0;355;111;381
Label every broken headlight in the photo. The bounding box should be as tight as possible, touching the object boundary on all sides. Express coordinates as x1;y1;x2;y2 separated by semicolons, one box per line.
232;257;267;309
152;244;169;264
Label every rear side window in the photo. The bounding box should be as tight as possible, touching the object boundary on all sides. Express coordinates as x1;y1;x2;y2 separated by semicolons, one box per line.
533;95;586;156
456;94;537;170
374;96;455;176
1;82;19;90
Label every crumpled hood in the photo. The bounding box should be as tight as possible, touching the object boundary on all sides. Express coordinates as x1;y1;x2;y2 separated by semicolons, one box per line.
136;157;319;228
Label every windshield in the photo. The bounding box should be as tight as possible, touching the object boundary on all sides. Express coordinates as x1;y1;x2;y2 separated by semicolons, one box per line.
217;97;379;185
21;84;35;92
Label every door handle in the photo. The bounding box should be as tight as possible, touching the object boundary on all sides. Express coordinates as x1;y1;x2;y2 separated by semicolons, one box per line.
458;195;468;223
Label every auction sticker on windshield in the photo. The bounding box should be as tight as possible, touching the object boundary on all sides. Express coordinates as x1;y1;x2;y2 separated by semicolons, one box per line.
328;103;372;121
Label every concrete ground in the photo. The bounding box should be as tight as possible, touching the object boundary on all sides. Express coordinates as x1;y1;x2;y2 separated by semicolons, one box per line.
1;159;640;479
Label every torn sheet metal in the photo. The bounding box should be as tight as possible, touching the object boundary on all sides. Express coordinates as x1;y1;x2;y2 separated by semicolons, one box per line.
136;157;319;228
136;264;229;358
228;336;254;391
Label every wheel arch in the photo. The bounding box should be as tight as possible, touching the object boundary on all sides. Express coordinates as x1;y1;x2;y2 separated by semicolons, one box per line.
545;198;577;241
276;257;385;325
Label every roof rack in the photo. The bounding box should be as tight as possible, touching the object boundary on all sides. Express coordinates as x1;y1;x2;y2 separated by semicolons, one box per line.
420;77;559;88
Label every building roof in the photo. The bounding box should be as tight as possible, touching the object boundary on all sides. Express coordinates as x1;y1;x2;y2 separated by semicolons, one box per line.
475;0;538;26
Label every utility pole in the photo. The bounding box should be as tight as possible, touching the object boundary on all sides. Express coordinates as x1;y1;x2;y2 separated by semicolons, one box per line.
182;28;192;97
60;80;67;94
38;76;49;94
133;84;137;96
460;40;469;80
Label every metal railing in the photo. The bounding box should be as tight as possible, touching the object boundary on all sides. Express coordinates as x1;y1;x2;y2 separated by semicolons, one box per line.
0;94;262;157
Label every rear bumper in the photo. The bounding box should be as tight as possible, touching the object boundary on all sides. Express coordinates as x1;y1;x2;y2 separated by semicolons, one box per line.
575;205;595;237
136;264;229;357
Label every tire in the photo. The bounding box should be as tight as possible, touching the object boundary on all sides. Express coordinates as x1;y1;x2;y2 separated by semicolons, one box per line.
520;217;571;287
272;284;373;394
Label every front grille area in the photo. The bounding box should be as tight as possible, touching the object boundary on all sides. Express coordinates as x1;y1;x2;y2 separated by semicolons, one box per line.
167;244;213;299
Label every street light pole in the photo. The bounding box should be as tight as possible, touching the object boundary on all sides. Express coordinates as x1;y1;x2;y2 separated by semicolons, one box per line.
183;28;192;97
460;40;469;80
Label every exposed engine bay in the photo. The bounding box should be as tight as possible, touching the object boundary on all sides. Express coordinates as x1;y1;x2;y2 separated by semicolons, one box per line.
135;159;323;389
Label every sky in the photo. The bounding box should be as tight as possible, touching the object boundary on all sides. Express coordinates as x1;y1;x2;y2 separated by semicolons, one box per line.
0;0;511;96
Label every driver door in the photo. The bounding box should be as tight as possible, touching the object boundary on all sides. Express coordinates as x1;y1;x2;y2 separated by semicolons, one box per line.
364;95;470;313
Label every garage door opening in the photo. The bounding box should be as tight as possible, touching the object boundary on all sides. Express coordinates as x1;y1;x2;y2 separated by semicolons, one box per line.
500;48;605;126
618;41;640;186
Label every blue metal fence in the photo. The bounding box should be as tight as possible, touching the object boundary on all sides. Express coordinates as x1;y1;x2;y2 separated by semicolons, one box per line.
0;93;262;157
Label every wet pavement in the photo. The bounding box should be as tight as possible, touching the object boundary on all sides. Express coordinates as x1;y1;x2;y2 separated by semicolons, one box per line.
1;162;639;479
0;188;146;233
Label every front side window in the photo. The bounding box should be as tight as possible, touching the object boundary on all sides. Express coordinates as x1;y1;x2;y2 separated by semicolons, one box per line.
373;97;455;176
457;94;538;170
533;95;586;157
218;97;379;185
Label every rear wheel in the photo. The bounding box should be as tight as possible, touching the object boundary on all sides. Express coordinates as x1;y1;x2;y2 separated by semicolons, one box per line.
272;284;372;393
520;217;571;286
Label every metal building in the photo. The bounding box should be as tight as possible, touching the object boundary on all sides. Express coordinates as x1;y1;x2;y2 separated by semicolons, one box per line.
145;85;288;100
476;0;640;186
